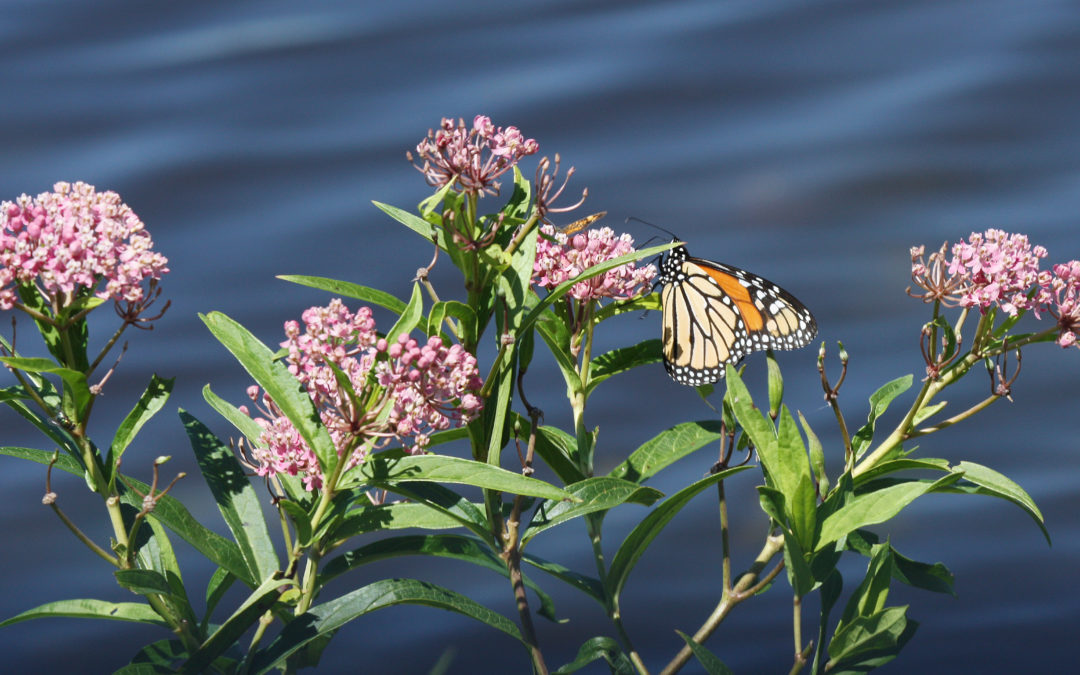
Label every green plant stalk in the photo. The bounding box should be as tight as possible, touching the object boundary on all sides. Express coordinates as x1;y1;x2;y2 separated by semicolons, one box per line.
47;500;118;565
660;534;786;675
292;441;350;615
854;323;1059;477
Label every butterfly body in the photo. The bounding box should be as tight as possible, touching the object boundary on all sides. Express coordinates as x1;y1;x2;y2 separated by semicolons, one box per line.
659;241;817;386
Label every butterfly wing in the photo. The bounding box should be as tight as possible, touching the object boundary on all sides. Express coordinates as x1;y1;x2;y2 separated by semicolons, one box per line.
660;247;817;386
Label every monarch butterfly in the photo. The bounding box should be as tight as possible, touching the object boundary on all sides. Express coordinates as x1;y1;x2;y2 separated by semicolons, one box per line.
658;240;817;386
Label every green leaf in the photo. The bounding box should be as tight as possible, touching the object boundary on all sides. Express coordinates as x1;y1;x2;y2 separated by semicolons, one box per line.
800;411;829;495
846;530;955;597
251;579;523;673
606;466;753;599
851;458;951;487
535;314;583;400
0;356;93;419
593;292;661;324
276;275;407;315
318;534;561;623
828;606;916;673
533;424;587;484
0;599;167;628
912;400;948;426
384;482;491;541
109;375;174;471
387;282;424;343
522;553;605;605
182;574;290;674
360;453;573;501
676;631;734;675
115;569;174;597
126;639;189;672
851;375;913;458
181;410;279;583
203;568;235;627
373;200;448;249
428;300;477;347
723;364;778;463
553;636;634;675
330;502;465;540
839;543;893;627
817;473;962;549
950;461;1049;544
586;340;663;396
522;477;663;546
608;420;725;484
776;407;816;552
201;311;338;479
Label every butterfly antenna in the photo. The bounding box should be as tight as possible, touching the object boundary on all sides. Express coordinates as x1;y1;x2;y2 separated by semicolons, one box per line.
626;216;680;240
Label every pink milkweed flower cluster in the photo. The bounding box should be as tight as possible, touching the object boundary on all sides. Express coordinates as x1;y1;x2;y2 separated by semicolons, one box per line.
408;115;539;196
0;181;168;311
946;229;1052;316
1048;260;1080;348
246;299;483;491
533;224;657;302
911;228;1080;348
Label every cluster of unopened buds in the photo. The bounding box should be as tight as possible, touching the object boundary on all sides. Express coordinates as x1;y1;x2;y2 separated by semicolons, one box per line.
244;299;483;491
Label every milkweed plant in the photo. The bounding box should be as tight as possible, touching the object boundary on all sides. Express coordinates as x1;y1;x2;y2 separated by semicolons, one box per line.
0;116;1075;674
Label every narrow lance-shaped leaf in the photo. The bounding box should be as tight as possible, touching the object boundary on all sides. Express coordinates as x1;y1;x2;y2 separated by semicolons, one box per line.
181;410;279;583
359;453;573;501
201;311;338;480
817;473;962;550
851;375;913;458
0;599;168;628
109;375;174;473
386;282;423;343
586;340;663;397
317;534;561;623
606;466;752;599
608;420;726;484
676;631;735;675
0;356;93;420
522;477;663;546
250;579;523;674
182;574;291;674
948;461;1049;544
276;275;407;315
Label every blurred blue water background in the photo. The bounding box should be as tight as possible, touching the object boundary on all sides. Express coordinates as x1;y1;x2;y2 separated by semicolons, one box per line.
1;0;1078;672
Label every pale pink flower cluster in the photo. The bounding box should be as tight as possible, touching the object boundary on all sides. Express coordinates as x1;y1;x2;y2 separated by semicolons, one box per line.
247;299;483;491
1049;260;1080;348
533;224;657;302
0;182;168;310
912;229;1080;349
408;115;539;196
947;229;1051;316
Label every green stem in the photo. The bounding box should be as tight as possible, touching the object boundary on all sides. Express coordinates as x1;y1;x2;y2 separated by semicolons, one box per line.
659;534;786;675
47;501;118;566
